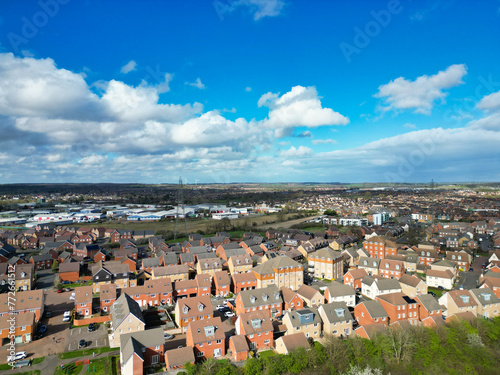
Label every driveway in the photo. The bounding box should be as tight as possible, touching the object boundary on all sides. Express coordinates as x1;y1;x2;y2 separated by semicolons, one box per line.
36;269;56;290
66;324;108;351
455;271;479;290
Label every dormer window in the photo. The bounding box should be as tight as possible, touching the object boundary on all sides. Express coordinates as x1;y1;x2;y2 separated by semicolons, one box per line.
204;325;215;336
396;265;400;270
236;259;240;264
262;294;268;301
458;256;461;260
364;260;368;266
250;296;256;304
335;308;345;317
183;306;189;314
204;263;208;268
385;263;389;269
459;295;470;304
481;293;491;301
275;292;280;300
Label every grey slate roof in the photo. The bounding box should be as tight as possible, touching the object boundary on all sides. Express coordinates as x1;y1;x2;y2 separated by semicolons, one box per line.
319;301;353;323
239;285;282;309
111;293;145;331
286;307;321;327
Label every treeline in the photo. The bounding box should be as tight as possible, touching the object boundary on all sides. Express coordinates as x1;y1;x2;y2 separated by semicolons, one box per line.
178;317;500;375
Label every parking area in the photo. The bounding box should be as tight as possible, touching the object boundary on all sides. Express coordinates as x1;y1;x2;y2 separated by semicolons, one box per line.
66;324;108;351
36;269;56;290
455;271;479;290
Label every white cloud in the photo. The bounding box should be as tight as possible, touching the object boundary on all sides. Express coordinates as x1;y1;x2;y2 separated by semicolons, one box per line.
295;131;312;138
245;86;252;92
280;145;313;158
374;64;467;114
259;85;349;137
120;60;137;74
312;138;337;145
404;123;417;129
477;90;500;112
156;73;173;94
185;77;205;89
230;0;285;21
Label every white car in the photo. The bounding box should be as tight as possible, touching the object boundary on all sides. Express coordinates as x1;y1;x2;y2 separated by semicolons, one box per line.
63;311;72;322
7;352;26;362
69;292;75;301
216;304;225;310
224;311;235;318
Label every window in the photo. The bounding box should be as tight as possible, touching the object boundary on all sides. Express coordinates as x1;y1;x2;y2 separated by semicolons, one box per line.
216;339;222;344
197;352;204;357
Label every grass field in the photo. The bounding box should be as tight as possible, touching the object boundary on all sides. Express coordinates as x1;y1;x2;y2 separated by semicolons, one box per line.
59;346;116;360
427;287;444;298
79;212;314;235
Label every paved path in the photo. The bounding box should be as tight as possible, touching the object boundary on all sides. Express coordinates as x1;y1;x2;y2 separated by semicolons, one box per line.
0;350;119;374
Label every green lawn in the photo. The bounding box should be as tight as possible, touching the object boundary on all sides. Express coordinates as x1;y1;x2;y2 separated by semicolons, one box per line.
427;287;445;298
258;350;276;358
31;356;45;365
59;346;115;360
53;364;83;375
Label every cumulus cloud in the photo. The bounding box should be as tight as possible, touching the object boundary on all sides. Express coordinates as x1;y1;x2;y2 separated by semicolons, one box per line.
185;77;205;89
404;123;417;129
374;64;467;114
259;85;349;137
226;0;285;21
245;86;252;92
120;60;137;74
280;145;313;157
477;90;500;112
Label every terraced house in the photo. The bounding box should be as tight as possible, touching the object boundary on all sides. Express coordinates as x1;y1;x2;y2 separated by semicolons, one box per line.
92;260;131;293
283;307;322;339
235;310;274;350
251;256;303;290
363;236;398;259
235;285;283;317
186;317;225;360
174;295;213;333
318;301;353;338
0;289;44;322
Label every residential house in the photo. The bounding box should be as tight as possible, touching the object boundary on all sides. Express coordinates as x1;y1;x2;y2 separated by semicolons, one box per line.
196;258;222;279
0;290;44;322
59;262;80;283
283;307;322;339
376;292;419;325
232;272;257;294
446;251;471;271
470;287;500;319
275;332;310;355
186;317;225;360
120;327;165;374
438;290;478;317
296;284;324;307
354;300;389;326
29;253;52;270
307;247;343;281
430;260;458;276
426;269;455;290
318;301;353;338
235;285;283;317
174;279;198;300
0;312;35;344
228;254;253;275
280;287;303;312
398;274;427;298
100;283;117;314
165;346;195;371
195;274;212;297
109;293;145;348
235;310;274;350
151;264;189;282
325;281;356;306
361;277;402;300
343;268;369;290
415;294;443;322
174;295;213;333
355;322;387;340
74;285;94;317
73;243;100;258
358;257;381;276
213;270;231;297
92;261;131;293
229;335;249;361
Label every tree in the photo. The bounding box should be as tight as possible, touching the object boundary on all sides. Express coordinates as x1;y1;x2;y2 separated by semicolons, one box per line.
406;226;424;246
51;259;58;273
324;209;338;216
244;357;262;375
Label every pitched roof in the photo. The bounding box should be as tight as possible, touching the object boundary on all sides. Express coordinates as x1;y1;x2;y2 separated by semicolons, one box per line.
238;285;282;308
176;295;212;319
165;346;195;367
360;300;388;319
276;332;309;352
327;281;355;297
286;307;321;327
252;256;302;276
111;293;145;330
230;335;249;353
186;316;224;343
398;274;424;288
415;294;442;312
319;301;353;323
238;310;273;335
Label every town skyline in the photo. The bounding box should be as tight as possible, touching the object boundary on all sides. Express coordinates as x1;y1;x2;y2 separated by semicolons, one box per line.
1;1;499;183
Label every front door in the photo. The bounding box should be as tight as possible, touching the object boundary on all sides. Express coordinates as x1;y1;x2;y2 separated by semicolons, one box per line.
214;348;221;357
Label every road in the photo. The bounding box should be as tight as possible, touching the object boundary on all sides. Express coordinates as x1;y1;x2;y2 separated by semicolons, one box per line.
36;269;56;290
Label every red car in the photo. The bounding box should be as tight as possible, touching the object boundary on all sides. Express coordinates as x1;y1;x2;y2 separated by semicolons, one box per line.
57;288;63;293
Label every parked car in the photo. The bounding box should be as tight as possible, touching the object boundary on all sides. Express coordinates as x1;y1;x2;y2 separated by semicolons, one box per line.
34;332;44;340
65;288;71;292
469;268;474;272
216;304;225;310
57;288;63;293
428;291;436;297
438;286;444;290
39;325;47;333
164;333;174;340
224;311;235;318
88;323;96;332
78;339;86;348
62;281;71;285
69;292;75;301
63;311;72;322
45;311;51;318
7;352;27;362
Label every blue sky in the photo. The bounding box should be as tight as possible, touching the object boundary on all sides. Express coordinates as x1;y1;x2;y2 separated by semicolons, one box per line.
0;0;500;184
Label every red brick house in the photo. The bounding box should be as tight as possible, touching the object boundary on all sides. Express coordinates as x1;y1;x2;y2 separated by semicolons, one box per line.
186;317;225;361
74;285;94;317
415;294;443;321
376;292;419;325
195;274;212;297
354;300;389;326
232;272;257;294
174;279;198;299
29;253;52;270
120;327;165;373
235;310;274;350
378;259;405;279
343;268;368;289
280;287;303;312
100;283;117;314
165;346;195;371
94;250;107;262
229;335;249;361
73;243;100;258
213;270;231;297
